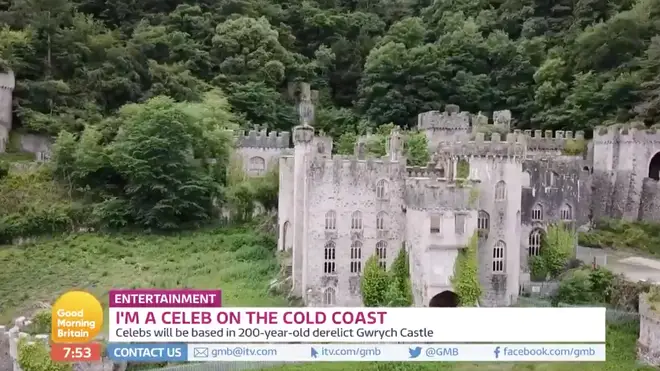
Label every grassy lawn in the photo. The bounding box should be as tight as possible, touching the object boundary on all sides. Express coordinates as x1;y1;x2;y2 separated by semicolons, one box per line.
579;219;660;257
258;322;655;371
0;224;287;328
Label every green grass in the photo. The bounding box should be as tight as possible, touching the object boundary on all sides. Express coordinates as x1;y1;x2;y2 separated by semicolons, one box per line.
259;322;654;371
0;152;36;162
0;224;287;329
578;219;660;257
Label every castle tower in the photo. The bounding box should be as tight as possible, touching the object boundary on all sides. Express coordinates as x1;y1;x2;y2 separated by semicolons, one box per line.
291;81;316;300
437;130;526;306
418;104;470;149
0;71;15;153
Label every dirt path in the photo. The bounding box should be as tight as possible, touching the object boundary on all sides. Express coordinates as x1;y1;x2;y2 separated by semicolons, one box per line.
577;246;660;284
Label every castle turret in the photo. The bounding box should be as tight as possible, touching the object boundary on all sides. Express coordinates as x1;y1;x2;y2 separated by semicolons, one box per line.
418;105;470;149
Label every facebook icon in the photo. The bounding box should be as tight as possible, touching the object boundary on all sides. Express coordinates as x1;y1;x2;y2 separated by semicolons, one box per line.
494;346;501;359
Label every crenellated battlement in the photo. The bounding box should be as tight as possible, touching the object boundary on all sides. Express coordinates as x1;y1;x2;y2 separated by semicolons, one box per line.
592;123;660;144
404;177;479;210
435;132;526;157
235;127;290;149
522;129;585;152
406;164;446;178
418;105;470;131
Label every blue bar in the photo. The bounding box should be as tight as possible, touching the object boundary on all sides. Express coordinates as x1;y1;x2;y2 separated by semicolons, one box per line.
107;343;188;362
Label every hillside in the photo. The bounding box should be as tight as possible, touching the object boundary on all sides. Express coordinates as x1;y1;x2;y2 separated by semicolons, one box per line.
1;0;660;139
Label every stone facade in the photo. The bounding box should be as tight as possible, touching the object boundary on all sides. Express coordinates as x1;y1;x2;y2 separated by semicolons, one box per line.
638;294;660;366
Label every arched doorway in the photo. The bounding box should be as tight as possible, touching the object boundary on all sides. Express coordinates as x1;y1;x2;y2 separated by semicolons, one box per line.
429;290;459;307
649;152;660;180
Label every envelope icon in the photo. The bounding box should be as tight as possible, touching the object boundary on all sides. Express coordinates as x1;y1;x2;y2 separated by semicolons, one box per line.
194;348;209;357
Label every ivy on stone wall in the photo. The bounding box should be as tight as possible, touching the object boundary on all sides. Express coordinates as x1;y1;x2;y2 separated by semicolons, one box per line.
456;159;470;178
562;139;587;155
18;339;72;371
535;224;575;279
386;248;414;306
361;254;389;306
468;188;479;207
451;233;482;306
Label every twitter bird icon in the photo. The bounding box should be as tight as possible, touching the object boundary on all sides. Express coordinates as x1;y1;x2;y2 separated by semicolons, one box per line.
409;347;422;359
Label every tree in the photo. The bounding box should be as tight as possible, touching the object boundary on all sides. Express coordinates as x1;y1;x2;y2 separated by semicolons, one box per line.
360;254;389;306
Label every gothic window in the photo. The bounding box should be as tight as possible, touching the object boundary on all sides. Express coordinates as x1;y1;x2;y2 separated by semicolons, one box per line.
546;171;559;187
430;214;441;234
560;204;573;221
477;211;490;231
531;204;543;221
376;212;387;230
493;241;505;273
324;241;336;274
323;287;336;306
350;241;362;274
248;156;266;175
376;179;388;199
351;211;363;230
529;229;543;256
325;210;336;230
438;165;446;178
495;181;506;201
376;241;387;269
455;214;466;235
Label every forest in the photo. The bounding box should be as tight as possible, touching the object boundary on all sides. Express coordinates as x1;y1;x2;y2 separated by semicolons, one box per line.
1;0;660;140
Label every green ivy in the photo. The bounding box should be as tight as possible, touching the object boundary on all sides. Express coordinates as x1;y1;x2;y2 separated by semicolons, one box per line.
562;139;586;155
360;254;389;306
456;159;470;178
18;339;72;371
468;187;479;207
528;255;548;281
451;233;481;306
540;224;575;278
387;248;413;306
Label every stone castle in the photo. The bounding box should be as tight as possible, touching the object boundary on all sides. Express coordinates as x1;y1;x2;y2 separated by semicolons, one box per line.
2;75;660;308
256;84;660;308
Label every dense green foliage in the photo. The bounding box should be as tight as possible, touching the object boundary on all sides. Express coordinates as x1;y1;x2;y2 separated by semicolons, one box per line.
3;0;660;143
451;233;481;306
579;219;660;256
530;224;575;280
361;247;413;307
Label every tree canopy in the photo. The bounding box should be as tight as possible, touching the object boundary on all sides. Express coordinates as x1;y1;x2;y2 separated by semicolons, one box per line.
1;0;659;140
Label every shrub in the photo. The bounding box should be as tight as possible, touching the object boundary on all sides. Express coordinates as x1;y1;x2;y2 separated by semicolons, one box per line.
540;224;575;278
451;234;481;306
578;219;660;256
361;255;389;306
18;338;72;371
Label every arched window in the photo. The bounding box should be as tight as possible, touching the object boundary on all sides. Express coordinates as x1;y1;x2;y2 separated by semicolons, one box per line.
323;287;336;306
325;211;336;230
376;179;388;199
350;241;362;274
376;241;387;269
248;156;266;175
351;211;363;230
324;241;336;274
560;204;573;221
529;229;544;256
493;241;505;273
376;212;387;230
495;181;506;201
546;171;558;186
521;170;531;187
477;211;490;231
531;204;543;221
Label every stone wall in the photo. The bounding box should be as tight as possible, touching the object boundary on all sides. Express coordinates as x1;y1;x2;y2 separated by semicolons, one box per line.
638;294;660;366
0;316;123;371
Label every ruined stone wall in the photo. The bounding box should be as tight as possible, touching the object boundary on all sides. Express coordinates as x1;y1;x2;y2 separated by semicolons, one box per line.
640;178;660;222
304;154;408;306
234;127;290;176
638;294;660;366
520;159;581;283
521;129;585;157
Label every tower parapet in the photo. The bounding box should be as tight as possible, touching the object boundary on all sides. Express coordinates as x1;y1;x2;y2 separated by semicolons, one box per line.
436;132;526;158
235;127;290;149
522;130;585;152
418;105;470;131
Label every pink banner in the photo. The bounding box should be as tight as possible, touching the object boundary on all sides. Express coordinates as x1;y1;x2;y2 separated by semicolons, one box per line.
109;289;222;307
